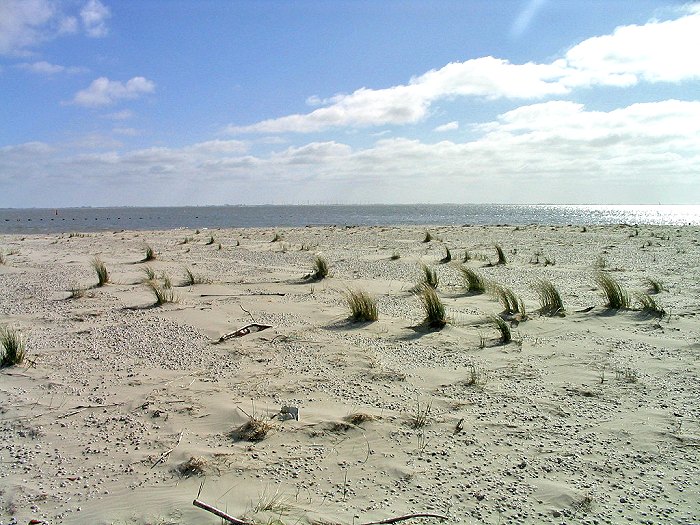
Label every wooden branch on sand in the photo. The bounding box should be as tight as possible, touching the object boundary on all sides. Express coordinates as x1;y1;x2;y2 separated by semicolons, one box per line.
192;499;253;525
360;513;449;525
215;323;272;343
192;497;447;525
151;430;184;469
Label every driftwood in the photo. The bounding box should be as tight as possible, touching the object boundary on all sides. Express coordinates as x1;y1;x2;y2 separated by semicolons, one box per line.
215;323;272;343
360;513;449;525
192;498;447;525
192;499;253;525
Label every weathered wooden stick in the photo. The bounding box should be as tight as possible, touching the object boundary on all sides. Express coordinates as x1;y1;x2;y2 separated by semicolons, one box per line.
360;513;449;525
192;499;252;525
215;323;272;343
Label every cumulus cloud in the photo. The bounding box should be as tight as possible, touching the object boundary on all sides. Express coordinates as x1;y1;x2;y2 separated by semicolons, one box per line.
227;8;700;135
0;0;108;55
80;0;110;37
71;77;156;107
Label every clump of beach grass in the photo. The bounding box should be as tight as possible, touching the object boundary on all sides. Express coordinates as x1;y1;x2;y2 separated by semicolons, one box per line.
390;251;401;260
417;284;447;329
142;244;156;262
68;285;86;299
644;277;665;294
595;272;630;309
418;263;439;289
306;256;329;281
636;292;666;317
409;399;432;429
142;265;156;282
491;284;526;317
422;231;432;243
345;289;379;322
0;251;5;265
91;256;109;287
147;278;177;306
271;232;283;242
344;412;378;426
176;456;208;477
460;266;486;294
489;315;511;344
439;246;452;263
462;249;471;262
231;416;274;442
534;278;564;316
206;235;215;245
494;244;507;265
182;267;211;286
1;326;26;367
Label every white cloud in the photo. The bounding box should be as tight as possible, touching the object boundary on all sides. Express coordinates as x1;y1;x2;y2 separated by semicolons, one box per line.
17;60;85;74
433;121;459;132
0;0;108;55
71;77;156;107
227;8;700;135
4;100;700;205
80;0;110;37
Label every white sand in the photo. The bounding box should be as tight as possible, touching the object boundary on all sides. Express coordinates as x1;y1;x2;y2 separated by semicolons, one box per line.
1;224;699;524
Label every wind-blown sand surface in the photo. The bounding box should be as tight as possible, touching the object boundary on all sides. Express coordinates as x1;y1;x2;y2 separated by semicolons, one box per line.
1;224;699;525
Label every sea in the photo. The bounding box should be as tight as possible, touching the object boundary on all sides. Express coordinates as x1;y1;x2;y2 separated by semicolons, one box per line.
1;204;699;234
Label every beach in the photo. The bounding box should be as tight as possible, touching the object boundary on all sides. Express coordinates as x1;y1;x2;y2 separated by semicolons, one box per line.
1;224;699;525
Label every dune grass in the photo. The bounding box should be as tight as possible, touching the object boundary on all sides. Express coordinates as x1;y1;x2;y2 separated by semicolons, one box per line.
231;416;274;442
1;326;26;367
307;256;329;280
206;235;215;245
68;285;86;299
390;251;401;260
636;292;666;317
91;257;109;287
489;315;511;344
439;246;452;264
417;284;447;329
595;272;630;309
0;251;5;265
182;267;211;286
459;266;486;294
462;249;471;262
419;264;439;289
534;278;564;316
491;284;525;317
422;231;432;243
142;266;156;282
147;277;177;306
494;244;507;265
142;244;156;262
346;289;379;322
644;277;665;294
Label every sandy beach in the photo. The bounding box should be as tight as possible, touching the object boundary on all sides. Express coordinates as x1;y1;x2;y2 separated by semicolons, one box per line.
1;224;699;525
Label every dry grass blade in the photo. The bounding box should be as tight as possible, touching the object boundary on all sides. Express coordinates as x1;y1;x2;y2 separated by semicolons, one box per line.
644;277;665;294
308;256;329;280
534;278;564;316
346;289;379;322
142;244;156;262
417;284;447;329
595;272;630;309
460;266;486;294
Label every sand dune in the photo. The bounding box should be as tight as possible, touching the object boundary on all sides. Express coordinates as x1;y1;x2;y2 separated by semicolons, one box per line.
1;224;699;524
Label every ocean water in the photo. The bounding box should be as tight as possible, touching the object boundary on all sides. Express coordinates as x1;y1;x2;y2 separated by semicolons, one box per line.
1;204;699;234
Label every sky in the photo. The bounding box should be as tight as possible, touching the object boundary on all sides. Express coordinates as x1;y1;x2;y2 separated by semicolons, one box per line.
1;0;699;207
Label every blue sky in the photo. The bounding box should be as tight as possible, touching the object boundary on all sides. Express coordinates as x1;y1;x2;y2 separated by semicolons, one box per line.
1;0;699;207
